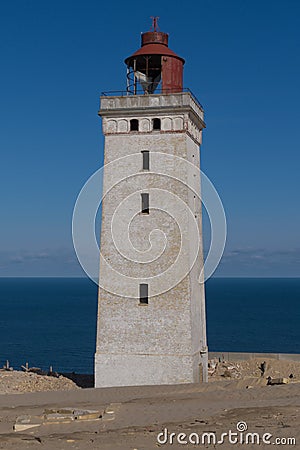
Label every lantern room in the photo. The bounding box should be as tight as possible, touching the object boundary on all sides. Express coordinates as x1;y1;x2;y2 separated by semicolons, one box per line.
125;17;185;95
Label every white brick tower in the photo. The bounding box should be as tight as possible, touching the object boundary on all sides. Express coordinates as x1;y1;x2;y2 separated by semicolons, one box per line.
95;20;208;387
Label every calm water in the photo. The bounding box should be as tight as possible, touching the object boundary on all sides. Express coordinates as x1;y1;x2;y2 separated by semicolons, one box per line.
0;278;299;373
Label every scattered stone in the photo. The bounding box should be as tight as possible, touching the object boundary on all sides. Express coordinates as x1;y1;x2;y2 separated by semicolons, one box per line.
267;377;289;386
208;358;300;383
221;369;232;378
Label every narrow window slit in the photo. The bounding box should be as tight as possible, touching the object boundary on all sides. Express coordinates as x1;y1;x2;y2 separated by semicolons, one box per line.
141;193;149;214
142;151;150;170
140;284;148;304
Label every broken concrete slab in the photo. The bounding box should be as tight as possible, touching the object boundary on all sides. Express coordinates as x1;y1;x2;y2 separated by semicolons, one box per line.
14;408;103;431
44;408;101;421
13;415;43;432
267;377;289;385
73;410;101;421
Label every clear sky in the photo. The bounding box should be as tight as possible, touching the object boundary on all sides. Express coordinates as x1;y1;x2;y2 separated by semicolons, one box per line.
0;0;299;277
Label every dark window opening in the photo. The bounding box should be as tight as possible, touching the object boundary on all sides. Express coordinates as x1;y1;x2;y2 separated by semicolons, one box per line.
153;118;161;130
142;150;150;170
130;119;139;131
141;193;149;214
140;283;148;304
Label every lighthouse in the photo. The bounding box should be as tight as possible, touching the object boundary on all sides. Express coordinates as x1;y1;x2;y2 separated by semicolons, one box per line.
95;19;208;387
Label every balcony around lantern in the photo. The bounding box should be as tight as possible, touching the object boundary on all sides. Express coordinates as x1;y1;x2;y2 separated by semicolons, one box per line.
99;88;205;125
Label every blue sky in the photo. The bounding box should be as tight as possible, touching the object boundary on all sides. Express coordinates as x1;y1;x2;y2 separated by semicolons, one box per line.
0;0;299;277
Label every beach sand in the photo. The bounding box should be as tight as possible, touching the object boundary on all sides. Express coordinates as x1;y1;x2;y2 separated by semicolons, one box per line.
0;358;299;449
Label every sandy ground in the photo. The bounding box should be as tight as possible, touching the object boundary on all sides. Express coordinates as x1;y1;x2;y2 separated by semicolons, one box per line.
0;359;299;449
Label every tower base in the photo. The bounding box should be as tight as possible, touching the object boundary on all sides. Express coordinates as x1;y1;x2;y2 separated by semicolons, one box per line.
94;352;206;388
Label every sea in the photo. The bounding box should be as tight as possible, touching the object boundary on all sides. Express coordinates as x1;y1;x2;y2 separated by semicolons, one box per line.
0;278;299;374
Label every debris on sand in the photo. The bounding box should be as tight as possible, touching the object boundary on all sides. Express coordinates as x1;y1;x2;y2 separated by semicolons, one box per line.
208;359;242;379
267;377;289;386
14;408;102;431
208;357;300;383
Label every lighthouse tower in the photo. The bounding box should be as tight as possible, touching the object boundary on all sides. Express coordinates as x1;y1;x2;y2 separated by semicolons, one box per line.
95;19;208;387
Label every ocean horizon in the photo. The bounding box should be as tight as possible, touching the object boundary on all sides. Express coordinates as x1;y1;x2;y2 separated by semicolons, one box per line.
0;277;299;374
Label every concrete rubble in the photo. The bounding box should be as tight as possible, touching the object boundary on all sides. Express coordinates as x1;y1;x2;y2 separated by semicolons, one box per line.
208;358;300;384
208;359;242;378
267;377;290;385
14;408;103;432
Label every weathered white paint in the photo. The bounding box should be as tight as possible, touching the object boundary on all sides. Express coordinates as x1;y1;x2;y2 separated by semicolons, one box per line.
95;92;208;387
